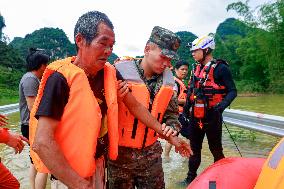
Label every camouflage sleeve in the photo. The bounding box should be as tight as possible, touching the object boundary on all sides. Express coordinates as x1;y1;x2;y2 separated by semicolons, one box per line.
163;92;182;132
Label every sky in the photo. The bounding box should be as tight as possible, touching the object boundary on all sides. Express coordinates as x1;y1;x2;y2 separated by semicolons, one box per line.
0;0;272;57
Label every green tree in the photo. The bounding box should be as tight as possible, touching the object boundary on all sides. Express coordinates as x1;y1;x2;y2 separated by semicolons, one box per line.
175;31;197;66
0;14;6;41
227;0;284;93
214;18;252;80
0;41;26;101
10;27;76;61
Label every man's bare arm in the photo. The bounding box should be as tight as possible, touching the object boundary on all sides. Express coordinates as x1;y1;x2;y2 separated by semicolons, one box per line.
26;96;36;111
123;92;169;135
118;80;175;137
32;116;93;189
118;80;192;157
123;92;192;157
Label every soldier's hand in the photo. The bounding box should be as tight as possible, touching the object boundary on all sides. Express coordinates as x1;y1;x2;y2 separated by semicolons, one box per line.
169;136;193;157
117;80;129;101
0;114;8;127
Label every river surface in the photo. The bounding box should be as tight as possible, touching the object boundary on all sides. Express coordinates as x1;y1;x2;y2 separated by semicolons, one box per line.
231;94;284;116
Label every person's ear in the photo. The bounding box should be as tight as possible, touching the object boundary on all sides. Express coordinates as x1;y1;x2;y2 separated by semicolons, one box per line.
75;33;85;49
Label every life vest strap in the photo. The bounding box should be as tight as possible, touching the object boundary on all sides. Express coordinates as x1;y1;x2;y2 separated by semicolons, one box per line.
141;127;149;149
131;118;139;139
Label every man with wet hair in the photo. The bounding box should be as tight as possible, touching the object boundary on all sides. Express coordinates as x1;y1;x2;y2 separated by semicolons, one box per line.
19;48;49;189
30;11;191;189
74;11;114;48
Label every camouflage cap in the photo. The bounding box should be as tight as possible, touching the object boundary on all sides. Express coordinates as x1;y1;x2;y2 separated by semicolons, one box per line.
148;26;181;60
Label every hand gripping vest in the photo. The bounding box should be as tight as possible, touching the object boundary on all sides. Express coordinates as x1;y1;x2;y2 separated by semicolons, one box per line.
115;60;174;149
29;57;118;178
174;77;187;113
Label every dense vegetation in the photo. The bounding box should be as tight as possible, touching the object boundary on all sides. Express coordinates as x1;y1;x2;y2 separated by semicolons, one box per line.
218;0;284;93
0;0;283;104
0;15;118;103
176;0;284;93
10;27;76;61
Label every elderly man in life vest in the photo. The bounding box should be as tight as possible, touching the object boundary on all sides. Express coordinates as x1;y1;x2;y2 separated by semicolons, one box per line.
108;26;189;189
180;34;237;186
30;11;192;189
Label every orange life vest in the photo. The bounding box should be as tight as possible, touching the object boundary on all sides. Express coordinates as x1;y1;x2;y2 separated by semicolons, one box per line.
115;60;174;149
189;60;226;108
255;137;284;189
29;57;118;178
174;77;187;113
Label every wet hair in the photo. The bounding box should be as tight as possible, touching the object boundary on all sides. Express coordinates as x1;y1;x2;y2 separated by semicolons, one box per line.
26;48;50;71
175;60;189;69
74;11;114;50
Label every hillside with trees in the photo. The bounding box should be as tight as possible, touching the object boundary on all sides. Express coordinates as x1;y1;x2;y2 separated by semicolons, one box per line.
218;0;284;93
175;31;197;64
10;27;76;61
0;20;118;103
175;0;284;93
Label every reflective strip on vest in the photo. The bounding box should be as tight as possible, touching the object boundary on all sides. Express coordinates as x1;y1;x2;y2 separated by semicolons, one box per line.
115;60;174;149
194;104;205;107
115;60;144;84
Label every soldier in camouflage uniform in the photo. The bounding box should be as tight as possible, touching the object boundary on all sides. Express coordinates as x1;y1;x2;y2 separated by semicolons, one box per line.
108;26;186;189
